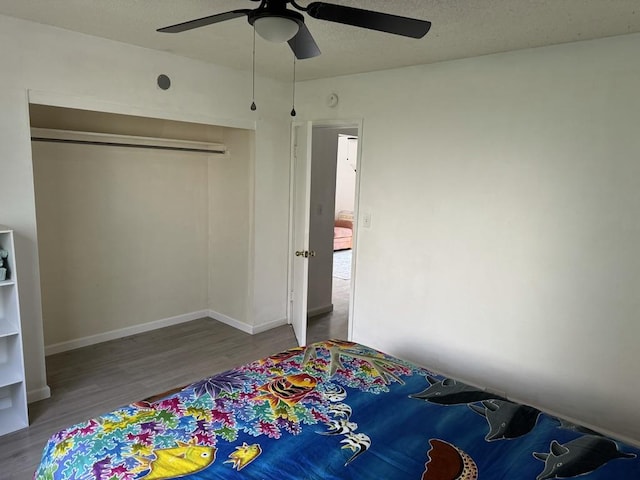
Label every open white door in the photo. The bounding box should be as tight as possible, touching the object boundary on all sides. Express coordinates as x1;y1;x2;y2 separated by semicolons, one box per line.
289;121;312;346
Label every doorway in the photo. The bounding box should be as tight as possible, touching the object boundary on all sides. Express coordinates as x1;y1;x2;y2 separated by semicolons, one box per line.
305;126;359;343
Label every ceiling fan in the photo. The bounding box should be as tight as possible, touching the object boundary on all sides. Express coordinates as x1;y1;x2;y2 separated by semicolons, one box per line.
157;0;432;59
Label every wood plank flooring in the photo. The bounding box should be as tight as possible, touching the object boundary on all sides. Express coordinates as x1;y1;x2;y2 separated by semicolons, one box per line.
1;276;349;479
308;276;350;340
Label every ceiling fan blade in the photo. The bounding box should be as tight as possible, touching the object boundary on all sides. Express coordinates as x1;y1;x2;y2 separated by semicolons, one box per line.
157;9;251;33
288;23;321;59
306;2;431;39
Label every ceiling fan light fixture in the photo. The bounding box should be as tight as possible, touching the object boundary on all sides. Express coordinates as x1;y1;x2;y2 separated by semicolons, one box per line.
253;16;300;42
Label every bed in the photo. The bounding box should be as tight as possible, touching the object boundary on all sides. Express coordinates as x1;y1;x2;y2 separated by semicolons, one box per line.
35;340;640;479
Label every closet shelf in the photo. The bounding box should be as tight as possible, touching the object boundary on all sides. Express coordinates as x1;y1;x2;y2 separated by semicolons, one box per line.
31;128;227;155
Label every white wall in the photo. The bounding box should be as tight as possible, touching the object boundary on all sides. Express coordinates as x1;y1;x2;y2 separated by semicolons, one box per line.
209;128;253;324
0;14;291;401
249;120;291;332
32;140;211;347
297;33;640;443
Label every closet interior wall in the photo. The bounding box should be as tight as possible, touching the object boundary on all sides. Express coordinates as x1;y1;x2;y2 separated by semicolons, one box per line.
29;105;252;353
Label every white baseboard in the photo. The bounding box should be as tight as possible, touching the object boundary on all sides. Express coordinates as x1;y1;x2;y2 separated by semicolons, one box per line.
28;385;52;404
207;310;287;335
44;310;210;356
207;309;253;334
44;309;289;357
252;317;288;334
307;303;334;318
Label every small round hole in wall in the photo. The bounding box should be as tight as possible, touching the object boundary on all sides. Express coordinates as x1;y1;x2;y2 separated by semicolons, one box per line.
157;74;171;90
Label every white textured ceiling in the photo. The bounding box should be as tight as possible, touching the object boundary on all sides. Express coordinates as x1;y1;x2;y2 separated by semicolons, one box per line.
0;0;639;81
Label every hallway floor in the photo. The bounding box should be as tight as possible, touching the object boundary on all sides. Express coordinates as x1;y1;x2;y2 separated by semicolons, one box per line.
307;251;351;342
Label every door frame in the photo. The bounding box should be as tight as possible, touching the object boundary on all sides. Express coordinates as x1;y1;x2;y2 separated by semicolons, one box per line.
287;118;364;342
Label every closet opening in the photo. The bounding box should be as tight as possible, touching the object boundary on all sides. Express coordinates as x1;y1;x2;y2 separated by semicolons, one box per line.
29;105;253;367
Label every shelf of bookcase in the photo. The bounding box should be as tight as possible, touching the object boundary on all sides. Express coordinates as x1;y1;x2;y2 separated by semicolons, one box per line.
0;228;27;436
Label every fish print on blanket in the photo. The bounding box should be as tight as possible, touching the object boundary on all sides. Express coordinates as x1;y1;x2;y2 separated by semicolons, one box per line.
341;432;372;466
533;435;636;480
318;419;358;436
422;439;478;480
322;384;348;402
224;442;262;471
316;381;372;465
468;399;541;441
133;441;216;480
327;402;352;418
254;373;318;410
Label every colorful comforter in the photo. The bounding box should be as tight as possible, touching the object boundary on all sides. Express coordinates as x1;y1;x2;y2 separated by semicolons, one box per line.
35;340;640;479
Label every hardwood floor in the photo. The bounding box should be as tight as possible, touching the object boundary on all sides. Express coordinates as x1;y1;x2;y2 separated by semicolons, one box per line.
307;276;350;341
1;276;349;479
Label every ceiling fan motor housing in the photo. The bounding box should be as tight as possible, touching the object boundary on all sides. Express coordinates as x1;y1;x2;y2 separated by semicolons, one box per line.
248;1;305;42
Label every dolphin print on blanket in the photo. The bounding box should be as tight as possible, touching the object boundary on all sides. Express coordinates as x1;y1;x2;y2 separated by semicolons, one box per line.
409;376;504;405
469;399;541;441
34;341;640;479
533;436;636;480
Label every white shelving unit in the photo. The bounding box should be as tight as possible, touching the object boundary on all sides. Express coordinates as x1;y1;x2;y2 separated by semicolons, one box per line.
0;226;28;435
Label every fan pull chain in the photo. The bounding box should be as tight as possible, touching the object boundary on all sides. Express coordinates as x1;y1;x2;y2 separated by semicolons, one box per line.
290;54;297;117
250;26;257;111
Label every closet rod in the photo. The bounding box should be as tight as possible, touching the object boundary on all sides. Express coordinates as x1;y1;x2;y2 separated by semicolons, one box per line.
31;137;226;154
